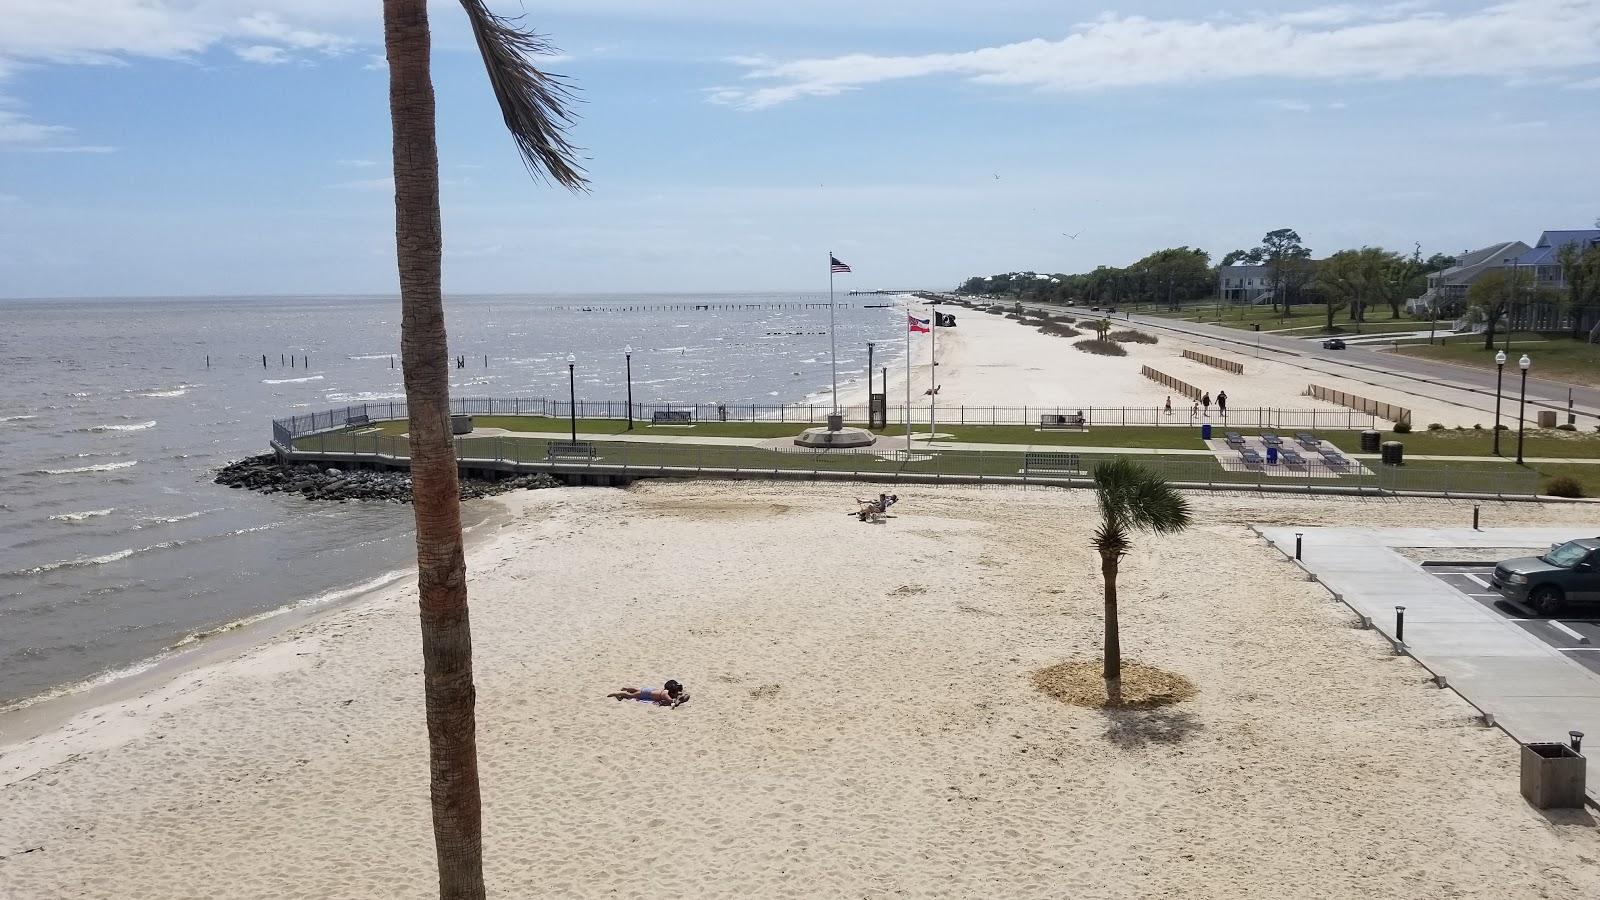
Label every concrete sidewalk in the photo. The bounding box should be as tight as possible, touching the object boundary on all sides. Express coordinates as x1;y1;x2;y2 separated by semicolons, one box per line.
1257;525;1600;800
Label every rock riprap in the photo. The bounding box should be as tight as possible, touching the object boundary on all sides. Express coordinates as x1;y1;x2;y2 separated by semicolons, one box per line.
215;455;561;503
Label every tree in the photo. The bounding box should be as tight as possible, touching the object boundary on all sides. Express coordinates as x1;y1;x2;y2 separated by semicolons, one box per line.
1557;241;1600;341
1314;250;1359;331
1090;459;1192;701
1467;268;1531;350
382;2;586;898
1249;229;1311;314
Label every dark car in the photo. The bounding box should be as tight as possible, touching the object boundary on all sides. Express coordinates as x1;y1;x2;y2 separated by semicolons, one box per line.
1491;538;1600;615
1322;339;1346;350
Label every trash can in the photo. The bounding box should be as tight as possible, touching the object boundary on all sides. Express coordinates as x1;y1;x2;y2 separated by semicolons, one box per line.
1381;441;1403;466
1521;742;1586;809
451;415;473;435
1201;423;1213;441
1360;429;1381;453
1266;446;1279;465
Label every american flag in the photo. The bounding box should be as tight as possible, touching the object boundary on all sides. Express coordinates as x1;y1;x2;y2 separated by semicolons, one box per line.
830;255;852;273
908;315;930;334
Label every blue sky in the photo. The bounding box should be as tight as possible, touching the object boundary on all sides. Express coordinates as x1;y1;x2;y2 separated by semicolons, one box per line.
2;0;1599;297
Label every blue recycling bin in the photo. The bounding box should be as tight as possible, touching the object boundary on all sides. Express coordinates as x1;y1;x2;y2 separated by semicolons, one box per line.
1201;423;1212;441
1267;446;1279;465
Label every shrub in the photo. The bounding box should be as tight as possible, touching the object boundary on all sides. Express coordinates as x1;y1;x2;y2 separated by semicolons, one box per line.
1472;423;1484;430
1558;423;1577;431
1108;329;1158;345
1494;423;1508;430
1038;322;1082;338
1393;421;1412;433
1427;422;1444;431
1074;338;1127;357
984;306;1004;315
1546;476;1585;498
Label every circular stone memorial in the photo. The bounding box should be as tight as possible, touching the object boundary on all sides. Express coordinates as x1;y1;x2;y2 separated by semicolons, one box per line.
793;422;877;449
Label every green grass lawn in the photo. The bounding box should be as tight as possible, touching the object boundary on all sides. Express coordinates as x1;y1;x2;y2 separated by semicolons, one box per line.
1320;427;1600;459
1138;303;1428;336
1391;334;1600;389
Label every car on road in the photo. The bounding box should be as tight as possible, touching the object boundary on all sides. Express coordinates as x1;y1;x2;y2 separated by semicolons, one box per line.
1321;338;1346;350
1491;538;1600;614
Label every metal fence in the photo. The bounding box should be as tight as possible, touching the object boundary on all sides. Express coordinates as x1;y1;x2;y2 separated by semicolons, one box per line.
279;430;1541;498
271;398;1378;447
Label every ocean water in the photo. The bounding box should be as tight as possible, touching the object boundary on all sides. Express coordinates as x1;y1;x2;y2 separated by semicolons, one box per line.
0;292;909;708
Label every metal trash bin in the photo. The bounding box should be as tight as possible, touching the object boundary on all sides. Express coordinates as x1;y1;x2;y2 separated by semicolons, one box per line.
1521;742;1586;809
1266;446;1279;465
451;415;473;435
1201;423;1213;441
1380;441;1403;466
1360;429;1381;453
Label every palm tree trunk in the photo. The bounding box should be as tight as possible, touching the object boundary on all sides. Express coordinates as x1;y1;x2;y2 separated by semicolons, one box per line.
1101;550;1122;704
383;2;484;898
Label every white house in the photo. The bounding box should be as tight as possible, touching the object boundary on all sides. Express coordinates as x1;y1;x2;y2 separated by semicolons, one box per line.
1217;263;1274;304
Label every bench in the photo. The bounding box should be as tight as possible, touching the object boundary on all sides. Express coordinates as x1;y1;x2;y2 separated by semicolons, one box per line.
1238;448;1264;466
546;441;597;461
1022;451;1085;476
1039;413;1087;429
1223;430;1245;447
1280;447;1307;467
1319;449;1351;469
347;413;370;427
651;410;693;426
1295;432;1320;449
1259;431;1284;447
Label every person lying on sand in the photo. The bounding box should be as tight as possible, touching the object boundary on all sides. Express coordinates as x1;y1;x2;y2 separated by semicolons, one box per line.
608;680;690;708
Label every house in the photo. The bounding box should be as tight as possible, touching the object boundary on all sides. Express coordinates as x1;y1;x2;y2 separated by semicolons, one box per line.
1218;263;1274;304
1410;240;1531;315
1513;229;1600;290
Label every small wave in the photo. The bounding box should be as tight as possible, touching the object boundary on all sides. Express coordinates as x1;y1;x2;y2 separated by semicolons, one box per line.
83;420;157;433
137;510;208;525
0;414;37;423
41;460;138;475
263;375;324;384
49;508;116;523
16;546;145;575
138;389;188;398
67;392;91;398
347;354;393;360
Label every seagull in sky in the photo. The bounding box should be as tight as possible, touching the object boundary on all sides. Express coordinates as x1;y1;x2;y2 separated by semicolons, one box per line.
1063;232;1081;240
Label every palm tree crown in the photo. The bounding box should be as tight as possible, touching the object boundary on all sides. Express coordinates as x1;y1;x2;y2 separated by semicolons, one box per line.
1091;458;1192;557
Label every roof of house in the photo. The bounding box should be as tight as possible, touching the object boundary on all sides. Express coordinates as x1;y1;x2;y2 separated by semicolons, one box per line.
1514;229;1600;267
1434;241;1529;283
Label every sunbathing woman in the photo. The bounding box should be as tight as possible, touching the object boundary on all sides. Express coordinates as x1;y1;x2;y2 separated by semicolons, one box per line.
608;679;689;707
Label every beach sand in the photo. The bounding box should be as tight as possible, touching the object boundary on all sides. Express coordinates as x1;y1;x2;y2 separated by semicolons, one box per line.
849;301;1485;427
4;483;1599;898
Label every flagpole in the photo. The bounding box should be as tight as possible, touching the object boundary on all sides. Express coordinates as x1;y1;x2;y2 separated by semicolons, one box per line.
929;304;937;446
906;304;913;452
828;252;838;416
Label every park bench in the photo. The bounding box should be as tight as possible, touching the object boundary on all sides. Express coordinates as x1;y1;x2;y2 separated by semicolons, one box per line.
651;410;693;426
347;413;370;427
1319;448;1351;469
546;441;597;461
1259;432;1284;447
1295;432;1320;449
1039;413;1087;429
1021;451;1085;477
1238;447;1265;466
1223;430;1246;447
1280;447;1307;467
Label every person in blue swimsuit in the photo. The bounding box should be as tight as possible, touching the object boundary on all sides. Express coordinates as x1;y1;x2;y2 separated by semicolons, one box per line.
608;680;689;707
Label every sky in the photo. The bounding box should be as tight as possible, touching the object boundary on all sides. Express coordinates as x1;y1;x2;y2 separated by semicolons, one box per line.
1;0;1599;297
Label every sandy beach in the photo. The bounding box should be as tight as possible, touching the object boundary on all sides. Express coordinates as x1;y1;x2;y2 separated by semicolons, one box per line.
5;482;1600;898
846;299;1489;428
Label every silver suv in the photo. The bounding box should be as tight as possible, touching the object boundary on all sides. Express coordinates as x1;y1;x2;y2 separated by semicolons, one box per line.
1492;538;1600;615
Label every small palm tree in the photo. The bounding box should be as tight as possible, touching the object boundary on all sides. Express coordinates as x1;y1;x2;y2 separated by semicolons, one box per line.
381;2;586;898
1091;459;1192;703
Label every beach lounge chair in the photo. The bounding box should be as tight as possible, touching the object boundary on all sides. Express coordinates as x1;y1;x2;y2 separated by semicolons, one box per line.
1295;432;1319;449
1260;432;1284;447
1280;448;1306;467
1238;447;1264;466
1224;430;1245;447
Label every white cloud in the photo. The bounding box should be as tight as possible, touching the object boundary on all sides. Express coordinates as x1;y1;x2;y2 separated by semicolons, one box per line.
338;158;378;167
0;107;114;153
234;44;289;65
1567;75;1600;89
363;54;387;71
1268;98;1315;112
711;1;1600;109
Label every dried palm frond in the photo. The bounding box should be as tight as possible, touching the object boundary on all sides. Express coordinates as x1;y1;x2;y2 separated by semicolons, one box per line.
459;0;589;190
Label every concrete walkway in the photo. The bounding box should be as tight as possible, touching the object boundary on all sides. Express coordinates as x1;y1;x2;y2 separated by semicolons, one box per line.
1257;525;1600;800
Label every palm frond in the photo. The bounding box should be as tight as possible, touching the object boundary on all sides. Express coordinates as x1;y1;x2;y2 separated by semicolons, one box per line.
1092;458;1192;536
459;0;589;191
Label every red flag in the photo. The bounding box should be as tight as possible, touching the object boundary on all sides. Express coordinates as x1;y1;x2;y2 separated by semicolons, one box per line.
908;314;930;334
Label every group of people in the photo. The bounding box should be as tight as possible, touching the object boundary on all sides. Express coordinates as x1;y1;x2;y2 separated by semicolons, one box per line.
1163;390;1230;417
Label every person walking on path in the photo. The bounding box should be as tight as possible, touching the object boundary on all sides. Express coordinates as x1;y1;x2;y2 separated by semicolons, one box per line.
1201;392;1212;416
1190;400;1199;421
1216;390;1228;416
1164;395;1172;416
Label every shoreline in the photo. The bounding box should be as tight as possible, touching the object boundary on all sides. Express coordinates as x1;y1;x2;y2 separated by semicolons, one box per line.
0;495;512;769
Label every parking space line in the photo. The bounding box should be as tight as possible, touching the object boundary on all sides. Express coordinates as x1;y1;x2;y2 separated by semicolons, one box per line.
1465;574;1491;588
1550;621;1592;644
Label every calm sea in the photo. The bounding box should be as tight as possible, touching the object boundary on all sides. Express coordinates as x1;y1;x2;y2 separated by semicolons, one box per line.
0;292;908;708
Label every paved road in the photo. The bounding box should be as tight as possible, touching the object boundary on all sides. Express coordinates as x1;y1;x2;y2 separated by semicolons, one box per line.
1427;563;1600;677
1010;300;1600;426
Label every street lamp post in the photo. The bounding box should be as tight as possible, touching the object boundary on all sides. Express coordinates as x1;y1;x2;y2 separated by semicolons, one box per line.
566;353;577;442
624;346;634;431
1492;350;1507;455
1516;354;1531;465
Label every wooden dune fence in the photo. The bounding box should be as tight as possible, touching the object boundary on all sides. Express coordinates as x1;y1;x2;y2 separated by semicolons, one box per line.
1182;349;1244;374
1305;384;1411;425
1141;366;1203;401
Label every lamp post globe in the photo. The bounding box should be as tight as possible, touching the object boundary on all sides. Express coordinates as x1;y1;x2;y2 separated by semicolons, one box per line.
1515;354;1531;465
1492;350;1507;455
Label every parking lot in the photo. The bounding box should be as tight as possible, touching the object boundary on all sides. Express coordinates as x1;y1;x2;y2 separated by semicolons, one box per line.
1425;563;1600;675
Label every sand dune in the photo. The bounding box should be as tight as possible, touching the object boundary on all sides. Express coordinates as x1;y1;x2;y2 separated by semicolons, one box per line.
3;484;1599;898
